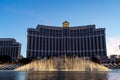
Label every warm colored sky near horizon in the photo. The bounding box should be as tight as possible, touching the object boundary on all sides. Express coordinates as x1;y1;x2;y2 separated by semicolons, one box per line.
0;0;120;57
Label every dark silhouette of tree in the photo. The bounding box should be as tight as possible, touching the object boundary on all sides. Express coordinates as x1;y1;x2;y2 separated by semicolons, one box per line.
0;55;11;63
91;57;100;64
116;58;120;65
18;58;31;64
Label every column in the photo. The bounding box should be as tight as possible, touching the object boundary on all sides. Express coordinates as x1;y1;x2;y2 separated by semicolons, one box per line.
46;38;48;51
100;35;102;50
48;28;50;55
75;38;78;56
93;36;96;56
63;31;65;53
18;44;21;58
1;46;2;55
69;37;71;55
45;37;47;56
86;37;88;56
48;37;50;53
79;37;81;57
4;46;6;55
1;46;3;55
82;37;85;57
76;38;78;51
36;36;39;50
78;28;80;56
98;36;101;56
41;37;43;57
38;36;40;54
9;46;11;57
73;38;74;52
11;46;13;59
44;37;46;56
80;38;82;57
41;36;43;57
30;35;33;51
59;38;61;57
14;46;17;59
27;35;29;51
97;36;99;51
0;46;1;55
89;37;92;57
55;37;56;53
35;36;37;51
58;38;59;53
100;35;103;56
52;37;53;56
35;36;37;57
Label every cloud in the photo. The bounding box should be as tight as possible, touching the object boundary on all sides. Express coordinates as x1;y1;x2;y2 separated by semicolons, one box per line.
106;37;120;56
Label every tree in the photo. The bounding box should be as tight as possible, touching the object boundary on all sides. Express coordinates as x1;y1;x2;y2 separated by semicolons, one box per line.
0;55;11;63
18;58;31;64
91;56;100;64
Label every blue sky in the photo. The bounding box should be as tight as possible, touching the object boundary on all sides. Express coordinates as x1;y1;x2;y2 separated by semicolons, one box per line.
0;0;120;57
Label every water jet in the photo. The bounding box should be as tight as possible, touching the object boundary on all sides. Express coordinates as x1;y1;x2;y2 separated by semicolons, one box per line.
15;57;110;71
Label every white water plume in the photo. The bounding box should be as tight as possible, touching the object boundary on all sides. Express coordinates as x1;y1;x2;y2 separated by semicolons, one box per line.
15;57;110;71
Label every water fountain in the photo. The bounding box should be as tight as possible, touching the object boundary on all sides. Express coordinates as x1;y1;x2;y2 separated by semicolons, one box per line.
15;57;110;71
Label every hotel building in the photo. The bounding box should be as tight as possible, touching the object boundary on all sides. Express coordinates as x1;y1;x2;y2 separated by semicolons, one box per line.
0;38;21;60
27;21;107;59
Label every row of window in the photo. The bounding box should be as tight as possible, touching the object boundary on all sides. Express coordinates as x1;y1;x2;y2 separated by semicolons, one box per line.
0;44;19;46
28;30;105;37
27;35;106;51
0;47;19;57
27;51;106;58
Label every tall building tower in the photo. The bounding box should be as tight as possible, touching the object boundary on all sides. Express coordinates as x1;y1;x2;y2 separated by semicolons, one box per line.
27;21;107;59
0;38;21;60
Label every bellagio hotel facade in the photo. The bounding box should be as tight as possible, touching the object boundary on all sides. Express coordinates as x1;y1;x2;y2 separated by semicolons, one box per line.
27;21;107;59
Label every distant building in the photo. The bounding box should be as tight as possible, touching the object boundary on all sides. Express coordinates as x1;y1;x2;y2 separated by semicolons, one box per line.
27;21;107;59
0;38;21;60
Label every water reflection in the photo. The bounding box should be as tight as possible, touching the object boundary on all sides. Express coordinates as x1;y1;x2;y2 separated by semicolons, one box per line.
0;70;120;80
25;71;107;80
0;71;26;80
107;69;120;80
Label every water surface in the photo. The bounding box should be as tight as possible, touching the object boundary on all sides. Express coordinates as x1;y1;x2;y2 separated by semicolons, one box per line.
0;69;120;80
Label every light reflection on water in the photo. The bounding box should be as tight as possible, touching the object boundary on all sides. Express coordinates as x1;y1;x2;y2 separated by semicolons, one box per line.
26;71;107;80
0;71;26;80
0;69;120;80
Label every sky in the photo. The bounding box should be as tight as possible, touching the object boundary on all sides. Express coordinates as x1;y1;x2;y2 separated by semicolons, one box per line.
0;0;120;57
